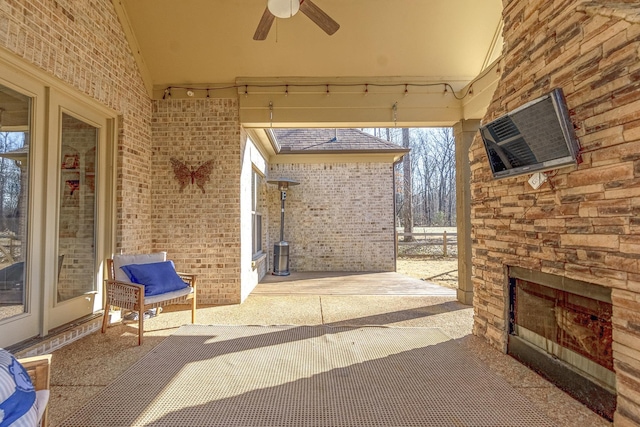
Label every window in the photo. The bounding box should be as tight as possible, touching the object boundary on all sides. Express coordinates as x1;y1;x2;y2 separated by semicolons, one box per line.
0;59;115;346
56;113;98;302
251;169;263;256
0;84;31;323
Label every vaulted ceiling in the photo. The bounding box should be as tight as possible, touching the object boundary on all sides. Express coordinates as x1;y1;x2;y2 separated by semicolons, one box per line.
116;0;504;126
119;0;502;89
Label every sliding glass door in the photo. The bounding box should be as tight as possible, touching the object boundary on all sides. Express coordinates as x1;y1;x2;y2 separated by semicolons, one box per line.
0;71;45;347
46;90;113;330
0;85;34;327
0;56;115;347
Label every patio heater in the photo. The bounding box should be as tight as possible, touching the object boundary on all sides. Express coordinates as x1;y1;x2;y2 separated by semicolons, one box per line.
267;178;299;276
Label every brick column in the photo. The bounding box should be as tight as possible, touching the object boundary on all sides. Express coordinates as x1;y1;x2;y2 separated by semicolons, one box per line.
454;119;479;305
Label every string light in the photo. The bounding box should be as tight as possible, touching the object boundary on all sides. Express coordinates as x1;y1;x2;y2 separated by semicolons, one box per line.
269;101;273;127
392;102;398;126
160;81;476;100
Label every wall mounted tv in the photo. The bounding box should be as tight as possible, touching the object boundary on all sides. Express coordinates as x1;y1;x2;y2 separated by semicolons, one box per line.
479;88;580;179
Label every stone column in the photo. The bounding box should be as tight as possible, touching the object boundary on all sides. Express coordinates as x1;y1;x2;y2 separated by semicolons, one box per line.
453;119;480;305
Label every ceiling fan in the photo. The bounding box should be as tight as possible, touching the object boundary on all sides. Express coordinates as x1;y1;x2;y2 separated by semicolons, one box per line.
254;0;340;40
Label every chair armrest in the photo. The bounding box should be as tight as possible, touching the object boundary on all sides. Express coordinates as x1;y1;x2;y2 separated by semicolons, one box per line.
105;279;145;293
105;280;145;310
175;272;197;289
19;355;52;427
19;354;52;391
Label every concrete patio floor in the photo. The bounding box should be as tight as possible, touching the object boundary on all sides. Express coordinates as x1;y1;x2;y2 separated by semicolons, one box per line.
45;272;611;427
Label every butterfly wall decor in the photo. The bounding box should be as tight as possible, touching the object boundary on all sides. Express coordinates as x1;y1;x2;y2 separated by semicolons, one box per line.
169;158;215;193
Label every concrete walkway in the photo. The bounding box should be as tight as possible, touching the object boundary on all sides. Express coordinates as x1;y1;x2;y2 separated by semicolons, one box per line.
46;272;611;427
257;271;457;296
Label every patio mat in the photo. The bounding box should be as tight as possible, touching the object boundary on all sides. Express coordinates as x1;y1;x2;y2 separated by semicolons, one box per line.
59;325;554;427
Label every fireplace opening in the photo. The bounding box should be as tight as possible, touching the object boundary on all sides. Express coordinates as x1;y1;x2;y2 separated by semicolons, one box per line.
507;267;615;420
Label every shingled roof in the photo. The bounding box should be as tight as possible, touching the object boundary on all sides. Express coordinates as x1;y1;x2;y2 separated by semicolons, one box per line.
272;129;409;154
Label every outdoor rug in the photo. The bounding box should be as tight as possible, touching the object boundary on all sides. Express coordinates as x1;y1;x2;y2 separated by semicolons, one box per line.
60;325;555;427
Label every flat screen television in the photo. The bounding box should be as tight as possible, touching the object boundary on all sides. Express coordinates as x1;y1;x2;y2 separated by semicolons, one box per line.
479;88;580;179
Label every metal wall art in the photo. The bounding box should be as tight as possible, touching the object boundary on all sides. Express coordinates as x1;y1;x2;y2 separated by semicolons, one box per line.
169;158;215;193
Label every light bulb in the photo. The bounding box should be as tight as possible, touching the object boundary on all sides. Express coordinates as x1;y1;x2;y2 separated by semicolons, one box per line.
268;0;300;18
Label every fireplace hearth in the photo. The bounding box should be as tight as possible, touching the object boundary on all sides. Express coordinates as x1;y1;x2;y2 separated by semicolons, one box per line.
508;267;615;420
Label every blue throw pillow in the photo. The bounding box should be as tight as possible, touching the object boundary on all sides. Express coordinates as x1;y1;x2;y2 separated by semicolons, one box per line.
120;261;188;296
0;348;38;427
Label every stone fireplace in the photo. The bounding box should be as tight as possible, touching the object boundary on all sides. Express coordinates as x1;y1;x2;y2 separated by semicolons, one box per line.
508;267;615;419
470;1;640;425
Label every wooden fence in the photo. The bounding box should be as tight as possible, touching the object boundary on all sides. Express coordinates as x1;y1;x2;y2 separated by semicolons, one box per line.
396;231;457;256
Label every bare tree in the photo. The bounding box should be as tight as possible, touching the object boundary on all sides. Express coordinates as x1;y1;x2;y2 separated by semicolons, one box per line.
361;127;456;228
0;132;23;232
401;128;414;240
413;128;455;226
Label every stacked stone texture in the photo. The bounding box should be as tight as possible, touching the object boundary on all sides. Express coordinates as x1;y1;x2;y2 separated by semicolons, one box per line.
471;1;640;424
268;163;396;272
151;99;242;304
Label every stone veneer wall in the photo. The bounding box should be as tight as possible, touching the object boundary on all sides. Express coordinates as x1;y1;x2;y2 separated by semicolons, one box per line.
151;98;242;305
268;162;396;272
0;0;153;253
470;1;640;424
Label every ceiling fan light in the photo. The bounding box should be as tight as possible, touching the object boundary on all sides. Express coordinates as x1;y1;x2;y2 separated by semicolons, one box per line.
267;0;300;19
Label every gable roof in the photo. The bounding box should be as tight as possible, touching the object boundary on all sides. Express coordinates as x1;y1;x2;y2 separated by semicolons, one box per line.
272;129;409;155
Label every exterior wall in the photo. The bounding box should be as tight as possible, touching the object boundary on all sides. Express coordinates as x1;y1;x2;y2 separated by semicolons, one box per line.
240;132;268;302
268;162;396;272
470;1;640;424
150;98;242;305
0;0;153;253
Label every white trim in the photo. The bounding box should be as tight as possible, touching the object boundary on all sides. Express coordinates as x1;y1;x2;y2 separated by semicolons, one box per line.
0;48;116;344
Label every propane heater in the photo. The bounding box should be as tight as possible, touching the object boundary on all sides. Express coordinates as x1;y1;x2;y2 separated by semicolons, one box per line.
267;178;299;276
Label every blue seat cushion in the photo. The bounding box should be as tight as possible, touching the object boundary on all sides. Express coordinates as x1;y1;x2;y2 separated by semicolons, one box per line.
120;261;188;296
0;348;38;427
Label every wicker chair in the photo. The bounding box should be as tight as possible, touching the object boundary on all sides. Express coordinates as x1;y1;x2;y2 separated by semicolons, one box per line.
101;253;197;345
19;354;52;427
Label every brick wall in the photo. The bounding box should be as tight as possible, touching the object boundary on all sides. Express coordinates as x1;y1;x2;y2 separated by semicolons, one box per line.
151;98;242;305
0;0;151;252
0;0;153;253
471;1;640;424
268;162;396;272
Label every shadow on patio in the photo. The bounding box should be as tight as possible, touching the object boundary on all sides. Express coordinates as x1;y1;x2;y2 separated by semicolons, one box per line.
45;272;610;427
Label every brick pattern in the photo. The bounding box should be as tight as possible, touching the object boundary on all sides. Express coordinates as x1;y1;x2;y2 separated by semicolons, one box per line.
0;0;154;253
13;317;102;358
268;163;396;272
471;1;640;423
151;98;242;305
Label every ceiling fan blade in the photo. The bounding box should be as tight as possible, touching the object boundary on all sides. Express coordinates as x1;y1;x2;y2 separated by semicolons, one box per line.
299;0;340;35
253;7;275;40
